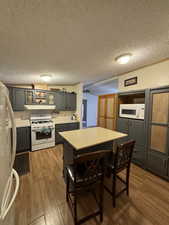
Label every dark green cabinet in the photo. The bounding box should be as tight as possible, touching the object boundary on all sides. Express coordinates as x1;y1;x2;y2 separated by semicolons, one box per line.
147;87;169;179
117;118;130;144
16;127;31;153
65;93;76;111
10;87;26;111
117;118;146;166
8;87;77;112
59;92;76;111
55;122;79;144
54;92;64;111
147;151;168;177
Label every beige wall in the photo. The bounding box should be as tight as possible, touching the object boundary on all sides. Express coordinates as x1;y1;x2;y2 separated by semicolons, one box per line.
118;60;169;92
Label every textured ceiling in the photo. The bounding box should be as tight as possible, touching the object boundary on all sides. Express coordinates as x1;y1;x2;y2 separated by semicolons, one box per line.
0;0;169;85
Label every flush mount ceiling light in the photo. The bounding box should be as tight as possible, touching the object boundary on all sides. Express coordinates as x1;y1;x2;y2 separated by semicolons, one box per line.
115;53;132;64
40;74;52;82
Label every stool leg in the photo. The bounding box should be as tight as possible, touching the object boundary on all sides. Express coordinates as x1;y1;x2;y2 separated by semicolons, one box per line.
66;173;69;202
112;172;116;208
126;167;130;196
99;178;104;222
74;190;78;225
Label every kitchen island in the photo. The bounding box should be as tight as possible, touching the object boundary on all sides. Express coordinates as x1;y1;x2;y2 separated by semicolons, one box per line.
59;127;127;180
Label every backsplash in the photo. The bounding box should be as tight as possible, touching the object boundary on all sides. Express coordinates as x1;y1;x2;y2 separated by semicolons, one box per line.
14;111;30;120
14;110;75;121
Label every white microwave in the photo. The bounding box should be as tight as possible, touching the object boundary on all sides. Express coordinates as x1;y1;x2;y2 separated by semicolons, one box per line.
119;104;145;120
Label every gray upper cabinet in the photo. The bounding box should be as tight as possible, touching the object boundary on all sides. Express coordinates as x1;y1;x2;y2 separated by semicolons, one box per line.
12;88;26;111
58;92;77;111
8;87;77;112
54;91;64;111
66;92;76;111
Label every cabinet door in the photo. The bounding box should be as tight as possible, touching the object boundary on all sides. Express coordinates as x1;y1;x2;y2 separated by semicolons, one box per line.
149;91;169;154
13;88;26;111
116;118;129;144
132;147;146;167
98;96;106;128
55;123;80;144
117;118;129;134
147;152;168;177
129;120;146;147
54;92;64;111
66;93;76;111
16;127;31;153
128;120;146;166
105;95;116;130
148;89;169;178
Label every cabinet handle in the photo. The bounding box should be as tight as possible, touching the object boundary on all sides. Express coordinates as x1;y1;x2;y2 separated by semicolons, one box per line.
163;159;167;169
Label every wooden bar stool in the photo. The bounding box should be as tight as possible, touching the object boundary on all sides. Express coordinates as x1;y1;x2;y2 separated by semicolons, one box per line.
104;140;135;208
66;150;111;225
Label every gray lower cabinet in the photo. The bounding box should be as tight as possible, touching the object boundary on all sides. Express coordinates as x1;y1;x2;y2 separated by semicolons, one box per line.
116;118;130;143
55;122;79;144
16;127;31;153
147;151;168;177
117;118;146;166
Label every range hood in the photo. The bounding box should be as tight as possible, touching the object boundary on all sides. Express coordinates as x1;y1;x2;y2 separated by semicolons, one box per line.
24;105;56;110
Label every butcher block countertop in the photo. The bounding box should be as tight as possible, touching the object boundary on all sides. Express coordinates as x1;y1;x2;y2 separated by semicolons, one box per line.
59;127;127;150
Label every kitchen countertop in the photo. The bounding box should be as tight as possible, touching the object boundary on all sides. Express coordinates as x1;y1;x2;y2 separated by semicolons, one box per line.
15;119;30;128
14;118;79;128
59;127;127;150
52;118;79;124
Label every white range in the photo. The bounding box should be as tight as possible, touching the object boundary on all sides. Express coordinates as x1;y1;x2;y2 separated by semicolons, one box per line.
31;115;55;151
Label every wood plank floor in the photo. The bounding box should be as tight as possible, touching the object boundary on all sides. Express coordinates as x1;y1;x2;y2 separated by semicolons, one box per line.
14;145;169;225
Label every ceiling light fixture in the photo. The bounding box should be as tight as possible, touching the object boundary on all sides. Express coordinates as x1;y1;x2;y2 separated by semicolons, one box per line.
115;53;132;64
40;74;52;82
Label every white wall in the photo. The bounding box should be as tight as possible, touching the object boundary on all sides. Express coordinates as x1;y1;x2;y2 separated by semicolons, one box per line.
74;83;83;128
118;60;169;92
83;93;98;127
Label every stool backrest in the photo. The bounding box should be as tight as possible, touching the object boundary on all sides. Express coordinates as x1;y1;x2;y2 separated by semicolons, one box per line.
114;140;135;172
74;150;111;185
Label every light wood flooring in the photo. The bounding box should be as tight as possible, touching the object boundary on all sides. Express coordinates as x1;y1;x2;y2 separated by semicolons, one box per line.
14;145;169;225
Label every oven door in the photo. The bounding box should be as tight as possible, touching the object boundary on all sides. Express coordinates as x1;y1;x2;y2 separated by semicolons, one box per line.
119;104;137;119
31;127;54;145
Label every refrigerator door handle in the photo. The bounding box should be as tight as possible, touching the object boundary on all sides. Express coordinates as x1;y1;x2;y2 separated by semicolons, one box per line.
6;94;16;168
0;169;19;220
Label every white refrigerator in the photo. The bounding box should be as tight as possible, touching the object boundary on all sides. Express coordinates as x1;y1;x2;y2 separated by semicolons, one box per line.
0;82;19;225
